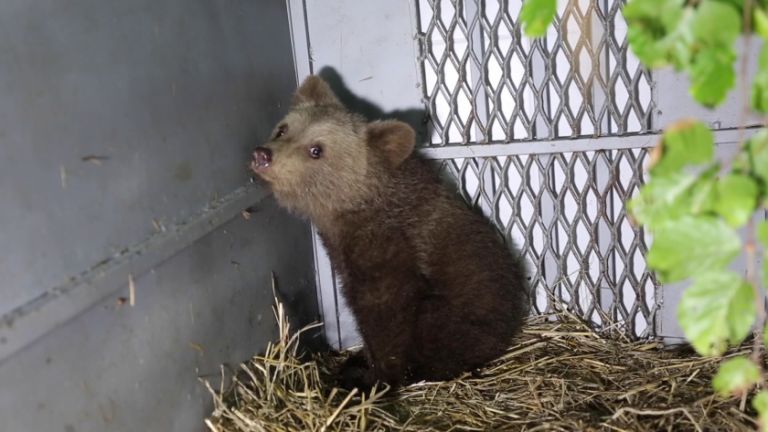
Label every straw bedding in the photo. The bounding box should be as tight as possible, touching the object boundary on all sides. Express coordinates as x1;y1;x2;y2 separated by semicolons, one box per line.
203;300;759;431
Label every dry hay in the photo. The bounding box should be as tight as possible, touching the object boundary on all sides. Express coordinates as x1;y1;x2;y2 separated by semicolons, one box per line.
203;300;759;431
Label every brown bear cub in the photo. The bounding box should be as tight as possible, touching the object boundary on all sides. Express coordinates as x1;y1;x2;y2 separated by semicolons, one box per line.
250;76;530;390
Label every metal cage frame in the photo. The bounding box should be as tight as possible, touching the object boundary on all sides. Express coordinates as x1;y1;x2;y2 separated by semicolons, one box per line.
288;0;762;349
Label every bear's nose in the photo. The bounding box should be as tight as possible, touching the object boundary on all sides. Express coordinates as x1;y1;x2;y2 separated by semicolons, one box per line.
252;147;272;166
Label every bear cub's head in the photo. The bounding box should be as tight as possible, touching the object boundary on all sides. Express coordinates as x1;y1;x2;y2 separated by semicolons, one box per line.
250;76;417;219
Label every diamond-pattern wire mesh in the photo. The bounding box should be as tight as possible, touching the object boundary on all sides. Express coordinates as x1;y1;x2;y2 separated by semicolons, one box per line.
415;0;660;338
435;148;658;337
416;0;654;145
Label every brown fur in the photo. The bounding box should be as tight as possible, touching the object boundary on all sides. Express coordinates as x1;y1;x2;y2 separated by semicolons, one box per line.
251;76;531;390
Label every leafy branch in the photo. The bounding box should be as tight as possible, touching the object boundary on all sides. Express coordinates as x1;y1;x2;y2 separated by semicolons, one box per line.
522;0;768;426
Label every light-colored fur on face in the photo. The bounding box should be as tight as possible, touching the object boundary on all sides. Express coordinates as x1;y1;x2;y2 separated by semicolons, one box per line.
254;76;416;223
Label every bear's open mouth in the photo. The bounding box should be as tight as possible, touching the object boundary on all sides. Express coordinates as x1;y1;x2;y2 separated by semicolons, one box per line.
251;147;273;176
250;159;269;170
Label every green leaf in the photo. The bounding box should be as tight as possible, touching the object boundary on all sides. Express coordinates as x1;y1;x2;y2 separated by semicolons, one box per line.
687;1;740;107
689;48;737;107
693;1;741;47
735;131;768;190
733;139;755;174
760;221;768;290
678;272;755;356
650;120;714;176
712;357;761;396
751;45;768;112
714;174;760;227
759;221;768;247
756;390;768;412
755;8;768;39
753;391;768;427
713;0;745;12
623;0;686;34
689;168;719;214
647;216;740;283
520;0;558;37
716;0;768;30
629;166;719;229
629;173;699;228
623;0;692;68
745;131;768;186
624;0;739;105
764;320;768;354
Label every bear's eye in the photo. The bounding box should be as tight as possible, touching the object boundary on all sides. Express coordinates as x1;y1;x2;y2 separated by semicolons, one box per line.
274;125;287;140
309;144;323;159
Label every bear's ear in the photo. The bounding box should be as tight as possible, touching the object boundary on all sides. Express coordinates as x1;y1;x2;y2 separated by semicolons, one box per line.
366;120;416;168
292;76;342;107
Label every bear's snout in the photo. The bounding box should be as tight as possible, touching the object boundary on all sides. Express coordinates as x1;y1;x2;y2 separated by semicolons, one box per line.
251;147;273;173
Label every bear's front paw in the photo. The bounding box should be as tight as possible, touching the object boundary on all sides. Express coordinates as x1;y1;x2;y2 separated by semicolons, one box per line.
337;363;375;392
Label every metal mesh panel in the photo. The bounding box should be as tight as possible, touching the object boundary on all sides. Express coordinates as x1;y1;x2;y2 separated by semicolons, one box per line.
435;148;658;337
416;0;654;145
413;0;660;339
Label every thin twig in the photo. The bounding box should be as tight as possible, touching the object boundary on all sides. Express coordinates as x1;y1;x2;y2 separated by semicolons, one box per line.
611;407;703;432
747;218;765;366
738;0;755;146
322;388;358;430
738;0;767;392
204;419;220;432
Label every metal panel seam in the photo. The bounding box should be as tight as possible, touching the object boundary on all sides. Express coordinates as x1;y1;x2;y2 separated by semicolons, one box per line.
417;128;758;160
0;184;272;364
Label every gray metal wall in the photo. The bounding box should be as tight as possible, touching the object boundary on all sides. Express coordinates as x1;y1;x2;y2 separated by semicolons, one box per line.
0;1;317;431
